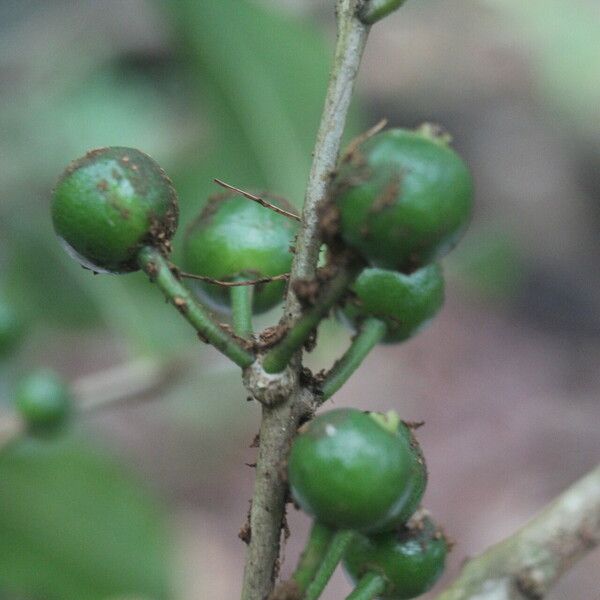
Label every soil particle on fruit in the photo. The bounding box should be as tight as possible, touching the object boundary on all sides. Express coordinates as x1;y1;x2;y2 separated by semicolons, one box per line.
317;201;341;239
370;175;401;214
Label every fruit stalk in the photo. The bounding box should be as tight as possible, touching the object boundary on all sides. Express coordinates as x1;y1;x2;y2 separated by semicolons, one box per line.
231;281;254;338
291;522;336;593
261;265;358;374
137;246;254;368
320;317;387;400
345;572;387;600
304;530;356;600
240;1;370;598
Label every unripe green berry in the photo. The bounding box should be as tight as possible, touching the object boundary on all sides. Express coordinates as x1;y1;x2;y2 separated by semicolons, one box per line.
341;264;444;343
183;191;298;314
52;147;179;273
330;127;473;271
15;369;72;433
0;298;23;358
344;514;448;599
288;408;427;533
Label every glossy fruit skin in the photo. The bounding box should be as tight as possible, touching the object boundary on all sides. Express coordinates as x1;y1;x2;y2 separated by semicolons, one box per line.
332;128;473;271
15;369;72;433
288;408;427;533
344;516;448;599
183;191;298;314
342;264;444;343
0;299;23;358
52;147;179;273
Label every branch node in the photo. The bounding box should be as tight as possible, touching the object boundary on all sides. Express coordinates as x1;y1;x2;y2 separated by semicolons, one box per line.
243;361;297;407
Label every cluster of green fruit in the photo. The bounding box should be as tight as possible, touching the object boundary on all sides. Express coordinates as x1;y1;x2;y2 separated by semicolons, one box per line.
278;127;471;598
51;146;298;320
330;126;472;344
50;126;471;347
287;408;447;599
49;123;472;599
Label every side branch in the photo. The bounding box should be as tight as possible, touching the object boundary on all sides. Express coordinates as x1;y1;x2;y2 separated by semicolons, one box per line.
138;246;255;368
435;463;600;600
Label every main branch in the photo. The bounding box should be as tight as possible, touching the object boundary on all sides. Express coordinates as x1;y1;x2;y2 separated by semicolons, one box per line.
241;2;370;599
435;463;600;600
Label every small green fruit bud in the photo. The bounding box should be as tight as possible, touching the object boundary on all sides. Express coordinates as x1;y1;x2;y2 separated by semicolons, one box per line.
341;264;445;343
15;369;72;433
344;513;449;599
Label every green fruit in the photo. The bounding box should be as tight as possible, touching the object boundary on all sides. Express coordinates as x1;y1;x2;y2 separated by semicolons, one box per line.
0;299;23;358
183;191;298;314
344;514;448;599
288;408;426;533
342;265;444;343
331;127;473;271
52;147;179;273
15;369;72;433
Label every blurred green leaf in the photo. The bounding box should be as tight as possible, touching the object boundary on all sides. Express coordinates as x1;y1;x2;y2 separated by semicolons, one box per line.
446;228;524;302
0;434;170;600
482;0;600;139
167;0;362;224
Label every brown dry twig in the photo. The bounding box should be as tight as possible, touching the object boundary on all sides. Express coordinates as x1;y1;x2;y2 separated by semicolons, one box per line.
341;117;388;162
213;178;302;222
178;271;290;287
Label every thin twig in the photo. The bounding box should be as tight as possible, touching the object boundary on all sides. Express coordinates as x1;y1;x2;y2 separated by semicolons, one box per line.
178;271;290;287
240;2;370;599
435;463;600;600
341;117;387;162
213;179;301;221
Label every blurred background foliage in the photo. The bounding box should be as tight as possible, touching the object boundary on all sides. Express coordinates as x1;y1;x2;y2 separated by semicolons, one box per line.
0;0;599;599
